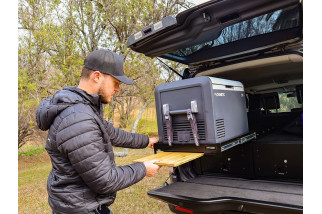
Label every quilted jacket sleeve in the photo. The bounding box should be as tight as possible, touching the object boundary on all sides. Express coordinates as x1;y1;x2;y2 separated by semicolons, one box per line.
104;120;149;148
56;112;146;195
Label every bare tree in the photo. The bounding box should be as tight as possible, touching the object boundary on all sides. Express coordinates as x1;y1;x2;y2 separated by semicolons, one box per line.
18;0;192;150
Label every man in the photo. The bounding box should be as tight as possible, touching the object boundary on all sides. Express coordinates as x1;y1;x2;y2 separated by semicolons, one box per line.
36;49;161;214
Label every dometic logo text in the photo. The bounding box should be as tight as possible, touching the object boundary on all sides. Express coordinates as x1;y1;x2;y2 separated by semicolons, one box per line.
214;93;225;97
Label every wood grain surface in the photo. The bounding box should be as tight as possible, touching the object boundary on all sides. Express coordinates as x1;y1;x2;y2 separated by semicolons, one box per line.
133;152;204;167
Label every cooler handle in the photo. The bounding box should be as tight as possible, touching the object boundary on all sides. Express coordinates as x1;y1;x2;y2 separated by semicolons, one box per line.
163;101;199;146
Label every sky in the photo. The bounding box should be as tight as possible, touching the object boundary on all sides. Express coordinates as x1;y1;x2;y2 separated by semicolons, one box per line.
191;0;209;5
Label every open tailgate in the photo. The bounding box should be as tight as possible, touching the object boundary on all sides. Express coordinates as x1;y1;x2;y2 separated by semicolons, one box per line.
127;0;301;65
148;176;303;214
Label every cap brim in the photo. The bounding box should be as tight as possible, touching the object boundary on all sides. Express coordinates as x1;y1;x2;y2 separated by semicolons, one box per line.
112;75;134;85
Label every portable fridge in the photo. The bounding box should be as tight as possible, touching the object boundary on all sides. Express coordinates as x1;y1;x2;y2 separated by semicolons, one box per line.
154;76;251;152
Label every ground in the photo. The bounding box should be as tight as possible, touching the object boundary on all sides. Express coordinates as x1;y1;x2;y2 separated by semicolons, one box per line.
18;147;172;214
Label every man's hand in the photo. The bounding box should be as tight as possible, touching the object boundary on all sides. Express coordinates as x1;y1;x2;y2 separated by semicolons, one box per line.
147;137;159;149
143;159;161;177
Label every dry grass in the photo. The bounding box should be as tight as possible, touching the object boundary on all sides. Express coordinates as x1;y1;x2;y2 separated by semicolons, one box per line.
18;147;172;214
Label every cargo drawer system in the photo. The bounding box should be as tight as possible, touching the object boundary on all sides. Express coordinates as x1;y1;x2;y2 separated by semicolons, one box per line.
155;76;253;152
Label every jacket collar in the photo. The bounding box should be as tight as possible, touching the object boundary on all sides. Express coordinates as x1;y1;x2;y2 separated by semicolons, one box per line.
62;86;103;114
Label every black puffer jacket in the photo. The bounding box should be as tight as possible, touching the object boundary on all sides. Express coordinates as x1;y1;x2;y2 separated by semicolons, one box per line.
36;86;148;214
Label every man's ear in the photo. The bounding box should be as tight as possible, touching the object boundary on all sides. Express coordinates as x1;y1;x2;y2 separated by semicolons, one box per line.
91;71;101;83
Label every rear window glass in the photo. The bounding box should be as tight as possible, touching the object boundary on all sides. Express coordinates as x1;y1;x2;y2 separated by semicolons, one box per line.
171;5;300;57
277;92;302;113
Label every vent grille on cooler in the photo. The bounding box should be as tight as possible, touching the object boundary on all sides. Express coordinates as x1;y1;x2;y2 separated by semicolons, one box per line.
163;120;206;142
216;119;225;139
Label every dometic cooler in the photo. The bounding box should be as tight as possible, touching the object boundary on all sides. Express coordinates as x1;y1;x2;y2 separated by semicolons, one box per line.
154;76;254;153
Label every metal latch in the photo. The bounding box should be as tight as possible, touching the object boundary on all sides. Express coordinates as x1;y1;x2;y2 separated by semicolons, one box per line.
187;109;199;146
163;104;173;146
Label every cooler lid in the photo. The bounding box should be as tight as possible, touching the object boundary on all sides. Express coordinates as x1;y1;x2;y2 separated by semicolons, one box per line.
209;77;244;91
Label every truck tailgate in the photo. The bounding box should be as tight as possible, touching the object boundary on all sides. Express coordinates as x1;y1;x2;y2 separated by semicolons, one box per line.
148;176;302;214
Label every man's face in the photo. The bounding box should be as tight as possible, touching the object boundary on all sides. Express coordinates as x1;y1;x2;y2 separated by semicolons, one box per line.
98;74;120;104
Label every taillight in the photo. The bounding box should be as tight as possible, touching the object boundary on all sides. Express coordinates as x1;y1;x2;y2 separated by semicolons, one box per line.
174;206;193;213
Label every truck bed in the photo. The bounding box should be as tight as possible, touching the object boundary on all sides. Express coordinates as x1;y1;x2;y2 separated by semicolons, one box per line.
148;176;302;214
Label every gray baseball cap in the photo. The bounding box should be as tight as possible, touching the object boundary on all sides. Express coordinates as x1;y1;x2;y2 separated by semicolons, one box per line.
84;49;134;85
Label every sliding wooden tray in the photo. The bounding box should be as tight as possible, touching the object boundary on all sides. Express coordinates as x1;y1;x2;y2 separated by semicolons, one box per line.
133;152;204;167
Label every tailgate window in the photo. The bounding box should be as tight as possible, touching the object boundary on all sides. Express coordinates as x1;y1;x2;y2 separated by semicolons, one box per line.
172;5;300;57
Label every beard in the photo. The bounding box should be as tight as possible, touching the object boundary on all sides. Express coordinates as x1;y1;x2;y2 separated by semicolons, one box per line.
98;88;110;104
101;98;109;104
100;94;111;104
